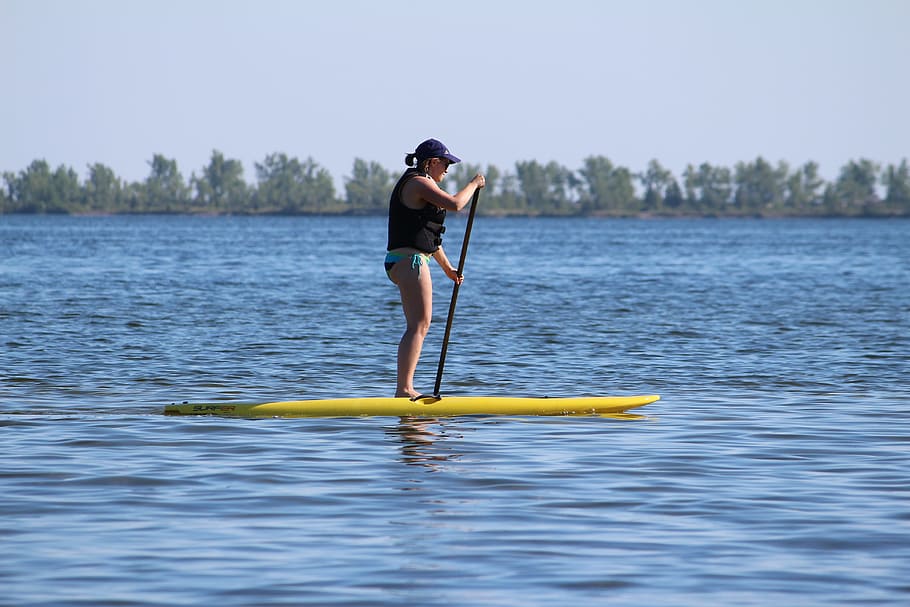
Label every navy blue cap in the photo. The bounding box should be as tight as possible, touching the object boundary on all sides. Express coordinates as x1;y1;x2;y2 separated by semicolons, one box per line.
415;138;461;164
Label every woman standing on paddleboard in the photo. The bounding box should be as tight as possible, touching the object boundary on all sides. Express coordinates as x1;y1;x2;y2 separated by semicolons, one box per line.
385;138;485;398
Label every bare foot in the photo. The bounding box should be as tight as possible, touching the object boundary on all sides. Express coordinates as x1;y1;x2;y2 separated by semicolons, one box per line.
395;389;421;399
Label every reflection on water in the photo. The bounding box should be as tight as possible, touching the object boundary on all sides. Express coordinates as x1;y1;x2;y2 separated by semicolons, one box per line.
594;412;649;421
388;417;463;470
388;414;648;471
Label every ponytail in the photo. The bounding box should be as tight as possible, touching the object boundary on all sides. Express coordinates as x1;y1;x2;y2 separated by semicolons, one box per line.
405;152;432;174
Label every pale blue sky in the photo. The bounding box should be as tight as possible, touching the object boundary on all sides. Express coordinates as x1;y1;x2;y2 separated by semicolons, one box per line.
3;0;907;186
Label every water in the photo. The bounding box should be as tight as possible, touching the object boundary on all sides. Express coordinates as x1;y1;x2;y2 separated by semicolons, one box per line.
2;215;908;606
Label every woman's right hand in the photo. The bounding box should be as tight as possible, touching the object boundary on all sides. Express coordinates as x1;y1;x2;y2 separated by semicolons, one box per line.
472;174;486;189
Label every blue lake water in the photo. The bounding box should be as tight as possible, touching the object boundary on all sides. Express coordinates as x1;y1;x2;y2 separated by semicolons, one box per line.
1;215;908;606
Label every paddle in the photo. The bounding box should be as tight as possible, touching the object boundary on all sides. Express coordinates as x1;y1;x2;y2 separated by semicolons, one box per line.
432;187;481;398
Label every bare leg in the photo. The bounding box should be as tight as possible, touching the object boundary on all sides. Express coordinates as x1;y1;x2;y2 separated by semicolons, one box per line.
390;257;433;398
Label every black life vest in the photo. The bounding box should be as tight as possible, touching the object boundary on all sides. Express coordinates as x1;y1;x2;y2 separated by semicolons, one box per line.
386;168;447;253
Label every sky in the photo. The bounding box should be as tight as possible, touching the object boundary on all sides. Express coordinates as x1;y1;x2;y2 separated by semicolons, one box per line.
2;0;908;187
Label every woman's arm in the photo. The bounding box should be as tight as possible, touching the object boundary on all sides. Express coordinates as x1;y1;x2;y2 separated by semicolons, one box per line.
433;246;464;284
402;174;485;212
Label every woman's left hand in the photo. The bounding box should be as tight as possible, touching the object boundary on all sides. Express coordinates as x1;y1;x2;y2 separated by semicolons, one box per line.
444;266;464;284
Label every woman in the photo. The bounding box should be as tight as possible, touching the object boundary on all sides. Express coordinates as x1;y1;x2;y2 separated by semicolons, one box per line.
385;138;485;398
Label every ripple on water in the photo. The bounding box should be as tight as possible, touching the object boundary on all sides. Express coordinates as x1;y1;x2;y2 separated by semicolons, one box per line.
2;217;909;606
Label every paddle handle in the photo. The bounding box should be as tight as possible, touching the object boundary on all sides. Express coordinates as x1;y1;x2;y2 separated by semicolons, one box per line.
433;187;481;397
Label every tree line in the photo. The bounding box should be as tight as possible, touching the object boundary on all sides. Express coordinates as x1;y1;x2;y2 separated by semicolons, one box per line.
2;151;908;217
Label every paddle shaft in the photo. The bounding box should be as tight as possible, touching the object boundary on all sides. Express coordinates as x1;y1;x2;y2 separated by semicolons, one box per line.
433;188;481;397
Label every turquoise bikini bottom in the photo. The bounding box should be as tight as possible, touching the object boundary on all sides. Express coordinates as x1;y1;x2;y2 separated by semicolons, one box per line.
384;251;432;281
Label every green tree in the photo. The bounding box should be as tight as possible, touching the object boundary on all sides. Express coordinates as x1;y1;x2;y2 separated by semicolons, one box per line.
733;157;787;212
120;180;143;213
638;159;675;211
683;162;731;213
23;160;58;213
0;172;11;213
344;158;392;212
882;159;910;212
298;157;336;212
84;163;122;213
577;156;636;213
193;150;248;213
479;164;506;212
254;153;296;212
663;180;684;210
254;153;336;213
5;159;80;213
53;165;82;212
7;160;52;212
682;164;698;210
784;161;824;212
544;161;579;213
831;158;880;213
515;160;549;211
142;154;189;212
497;171;524;213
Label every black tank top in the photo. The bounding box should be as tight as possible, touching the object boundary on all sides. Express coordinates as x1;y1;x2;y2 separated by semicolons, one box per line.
387;168;447;253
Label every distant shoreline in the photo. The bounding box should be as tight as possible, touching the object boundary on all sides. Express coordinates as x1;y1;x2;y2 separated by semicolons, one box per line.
4;154;908;218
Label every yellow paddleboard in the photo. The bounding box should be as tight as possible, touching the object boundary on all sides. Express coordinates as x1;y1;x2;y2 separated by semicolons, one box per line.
164;394;659;418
